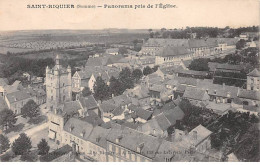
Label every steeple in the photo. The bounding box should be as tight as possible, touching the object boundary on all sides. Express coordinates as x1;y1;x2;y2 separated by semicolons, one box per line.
55;54;61;69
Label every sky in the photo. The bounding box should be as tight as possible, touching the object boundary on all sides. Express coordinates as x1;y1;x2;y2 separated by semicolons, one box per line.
0;0;259;31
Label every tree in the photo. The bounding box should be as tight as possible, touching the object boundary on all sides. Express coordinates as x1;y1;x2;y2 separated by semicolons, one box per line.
236;39;246;50
37;139;50;155
82;87;92;97
132;69;143;83
0;108;17;131
21;100;40;119
119;67;134;90
143;66;153;76
12;133;32;155
109;76;123;96
94;76;110;101
189;58;210;71
0;134;10;154
118;47;128;55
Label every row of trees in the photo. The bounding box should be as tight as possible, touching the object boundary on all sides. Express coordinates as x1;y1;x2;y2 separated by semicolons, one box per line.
0;100;40;132
0;133;50;161
93;66;158;101
148;26;259;39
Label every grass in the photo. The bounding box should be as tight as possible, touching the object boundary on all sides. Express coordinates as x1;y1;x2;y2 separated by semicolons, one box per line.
28;115;47;125
4;123;25;134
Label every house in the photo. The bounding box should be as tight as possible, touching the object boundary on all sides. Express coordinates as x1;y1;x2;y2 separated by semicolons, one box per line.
138;106;184;138
4;90;37;114
175;68;209;79
139;38;188;56
106;125;162;162
149;84;173;106
62;117;94;154
0;78;8;96
155;46;193;66
209;63;245;73
237;89;260;107
106;48;119;55
124;85;150;106
154;125;212;162
206;102;231;115
2;80;23;95
183;87;210;103
246;68;260;91
197;82;239;103
86;126;111;161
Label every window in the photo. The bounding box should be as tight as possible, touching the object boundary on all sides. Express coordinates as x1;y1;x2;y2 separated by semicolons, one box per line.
115;146;119;154
136;156;141;162
109;144;113;151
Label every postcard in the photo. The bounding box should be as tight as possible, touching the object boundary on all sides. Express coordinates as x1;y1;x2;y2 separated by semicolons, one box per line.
0;0;259;162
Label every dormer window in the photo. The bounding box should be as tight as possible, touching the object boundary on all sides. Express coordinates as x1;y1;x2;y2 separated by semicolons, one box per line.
116;135;122;143
70;125;74;132
136;143;144;153
96;137;101;143
80;130;85;137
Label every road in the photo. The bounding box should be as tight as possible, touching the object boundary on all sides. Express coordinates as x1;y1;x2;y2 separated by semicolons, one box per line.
0;122;48;157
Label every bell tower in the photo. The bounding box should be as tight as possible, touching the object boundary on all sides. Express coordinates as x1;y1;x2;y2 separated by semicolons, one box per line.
46;54;72;111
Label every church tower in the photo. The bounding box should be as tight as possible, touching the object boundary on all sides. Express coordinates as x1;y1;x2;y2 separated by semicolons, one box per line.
46;54;72;111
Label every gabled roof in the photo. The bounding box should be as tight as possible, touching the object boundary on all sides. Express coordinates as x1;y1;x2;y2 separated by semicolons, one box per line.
248;68;260;77
136;109;153;120
63;117;94;141
188;124;212;146
78;95;98;110
183;87;208;101
87;126;111;148
106;126;162;159
6;90;34;103
160;46;192;57
100;101;117;113
63;101;82;115
188;39;208;48
237;89;260;101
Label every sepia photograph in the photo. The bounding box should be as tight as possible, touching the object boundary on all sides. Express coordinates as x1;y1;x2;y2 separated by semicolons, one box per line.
0;0;259;162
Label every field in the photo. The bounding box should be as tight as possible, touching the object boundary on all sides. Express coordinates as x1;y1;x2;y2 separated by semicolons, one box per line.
0;30;148;55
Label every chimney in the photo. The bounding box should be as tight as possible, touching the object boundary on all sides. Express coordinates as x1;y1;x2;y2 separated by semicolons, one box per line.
112;94;114;98
192;131;197;140
54;108;57;114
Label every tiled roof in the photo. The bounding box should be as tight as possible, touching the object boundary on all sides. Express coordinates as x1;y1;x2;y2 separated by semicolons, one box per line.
183;87;208;101
136;109;153;120
248;68;260;77
106;126;162;159
63;117;94;141
63;101;82;115
176;68;208;76
100;101;117;113
164;106;185;125
78;95;98;110
6;90;34;103
160;46;192;57
144;38;188;47
154;113;171;131
238;89;260;101
188;124;212;146
87;126;111;148
111;106;125;116
188;39;208;48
